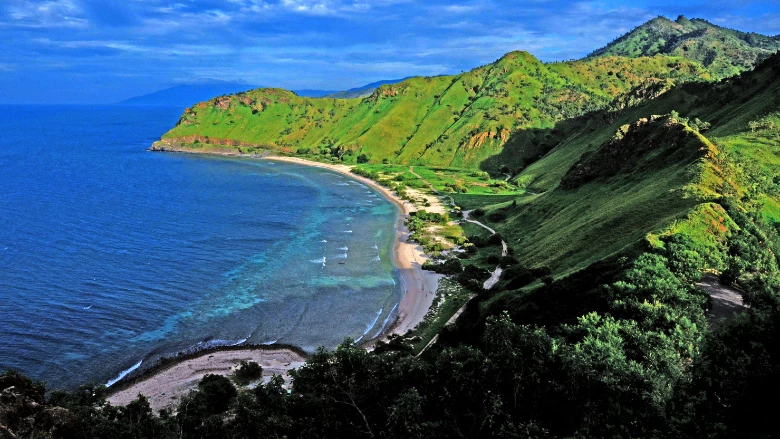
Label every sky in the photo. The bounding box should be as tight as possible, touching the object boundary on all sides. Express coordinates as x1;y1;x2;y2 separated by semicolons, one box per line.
1;0;779;104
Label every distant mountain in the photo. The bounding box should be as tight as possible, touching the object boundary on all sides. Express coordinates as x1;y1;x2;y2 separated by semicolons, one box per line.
588;15;780;78
119;82;259;106
293;89;340;98
324;78;413;99
121;79;410;105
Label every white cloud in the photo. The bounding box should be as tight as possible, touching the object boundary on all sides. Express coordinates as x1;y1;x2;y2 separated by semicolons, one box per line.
2;0;88;28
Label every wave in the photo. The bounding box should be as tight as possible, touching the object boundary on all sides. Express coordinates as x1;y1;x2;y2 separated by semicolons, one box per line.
373;244;379;249
355;307;383;343
83;305;92;310
338;246;348;251
320;239;327;243
343;230;352;233
372;303;399;339
261;339;278;345
310;257;326;264
373;256;380;261
106;360;142;387
184;337;248;353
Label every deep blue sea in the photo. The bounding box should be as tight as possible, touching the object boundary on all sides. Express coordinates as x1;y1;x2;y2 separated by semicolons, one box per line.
0;105;401;389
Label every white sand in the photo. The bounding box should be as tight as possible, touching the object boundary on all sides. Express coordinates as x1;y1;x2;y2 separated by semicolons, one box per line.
107;348;305;412
107;155;445;412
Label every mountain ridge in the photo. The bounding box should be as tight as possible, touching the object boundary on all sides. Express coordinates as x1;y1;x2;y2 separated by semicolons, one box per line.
588;15;780;78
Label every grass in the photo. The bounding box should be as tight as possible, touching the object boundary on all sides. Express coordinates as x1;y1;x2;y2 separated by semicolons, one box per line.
160;53;709;170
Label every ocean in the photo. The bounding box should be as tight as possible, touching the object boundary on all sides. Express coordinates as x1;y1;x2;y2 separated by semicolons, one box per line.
0;105;401;389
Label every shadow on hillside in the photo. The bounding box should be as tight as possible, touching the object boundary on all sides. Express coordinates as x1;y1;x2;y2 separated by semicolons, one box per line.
478;111;609;176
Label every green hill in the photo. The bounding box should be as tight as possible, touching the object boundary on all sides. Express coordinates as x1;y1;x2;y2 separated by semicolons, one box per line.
6;16;780;439
464;50;780;276
588;15;780;79
154;52;709;169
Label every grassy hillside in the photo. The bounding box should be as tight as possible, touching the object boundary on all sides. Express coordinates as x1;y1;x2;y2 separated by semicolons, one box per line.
588;15;780;79
458;51;780;288
155;52;709;169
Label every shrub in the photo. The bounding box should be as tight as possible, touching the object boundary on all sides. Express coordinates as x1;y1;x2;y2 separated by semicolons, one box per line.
458;264;490;290
423;258;462;275
488;233;504;246
197;374;237;413
234;361;263;385
488;211;507;222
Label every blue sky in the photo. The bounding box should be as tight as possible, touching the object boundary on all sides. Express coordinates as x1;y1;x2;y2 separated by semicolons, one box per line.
1;0;778;104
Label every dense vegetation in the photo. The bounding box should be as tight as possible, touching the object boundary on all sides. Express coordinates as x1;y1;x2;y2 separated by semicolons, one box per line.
4;16;780;439
588;15;780;79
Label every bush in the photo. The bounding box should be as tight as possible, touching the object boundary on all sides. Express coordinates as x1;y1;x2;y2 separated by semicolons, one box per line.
357;154;370;164
234;361;263;385
458;264;490;290
488;233;504;246
468;235;486;248
423;258;463;275
488;211;507;222
197;374;237;413
499;255;518;267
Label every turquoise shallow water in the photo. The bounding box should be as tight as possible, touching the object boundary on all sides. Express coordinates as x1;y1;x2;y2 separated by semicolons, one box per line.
0;105;401;389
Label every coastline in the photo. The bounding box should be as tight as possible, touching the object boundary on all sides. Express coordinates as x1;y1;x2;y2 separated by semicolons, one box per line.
107;151;443;411
262;155;443;339
108;345;306;412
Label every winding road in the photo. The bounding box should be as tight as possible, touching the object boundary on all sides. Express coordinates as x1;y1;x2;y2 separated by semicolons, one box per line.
462;210;507;289
413;172;510;356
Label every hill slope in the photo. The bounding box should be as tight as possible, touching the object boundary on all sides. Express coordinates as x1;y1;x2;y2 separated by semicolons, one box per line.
467;51;780;279
588;15;780;79
154;52;709;169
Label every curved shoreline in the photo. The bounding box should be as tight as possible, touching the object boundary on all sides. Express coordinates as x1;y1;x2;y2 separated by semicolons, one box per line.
263;155;443;338
108;152;443;411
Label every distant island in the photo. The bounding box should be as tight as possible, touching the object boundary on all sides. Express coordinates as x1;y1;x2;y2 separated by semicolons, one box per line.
119;78;410;107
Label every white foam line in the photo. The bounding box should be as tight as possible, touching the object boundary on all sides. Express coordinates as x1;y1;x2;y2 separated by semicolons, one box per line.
372;303;399;339
355;307;383;343
231;337;248;346
106;360;142;387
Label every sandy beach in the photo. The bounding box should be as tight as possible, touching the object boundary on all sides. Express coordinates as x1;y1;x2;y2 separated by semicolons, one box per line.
263;156;443;337
108;347;306;412
107;153;444;411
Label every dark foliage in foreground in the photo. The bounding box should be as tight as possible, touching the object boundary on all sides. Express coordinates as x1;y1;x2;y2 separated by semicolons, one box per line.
3;200;780;438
